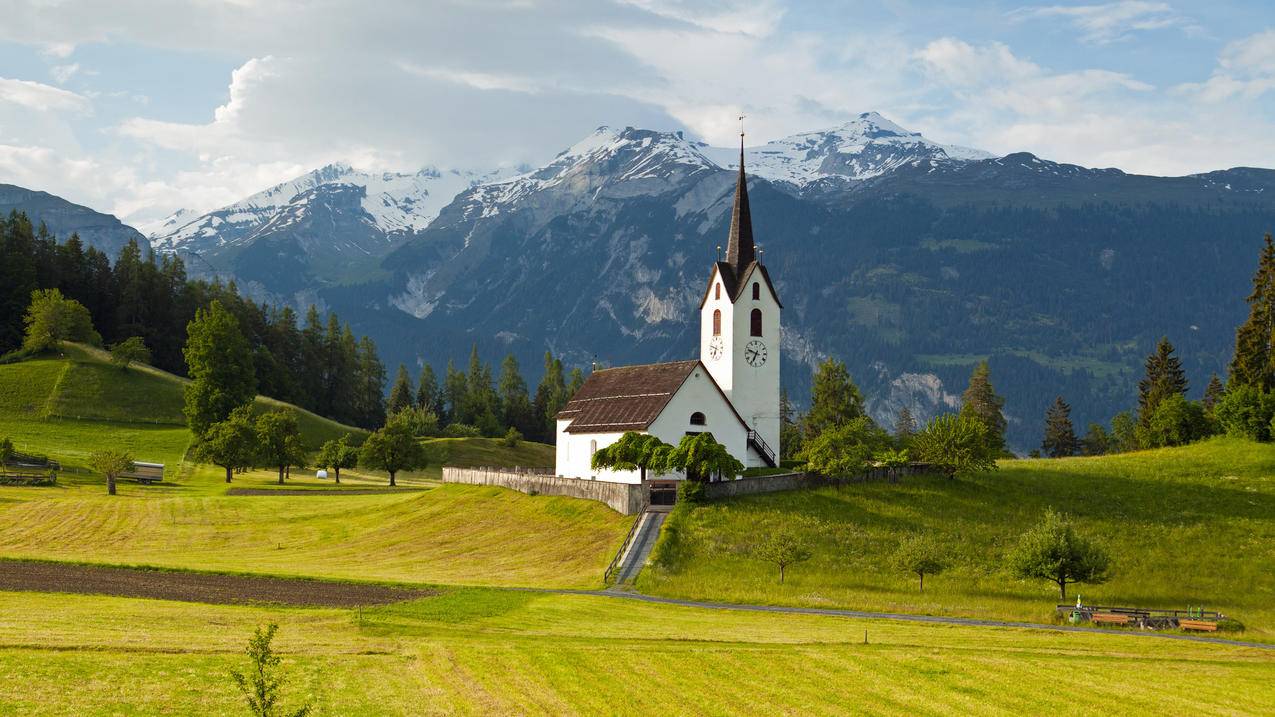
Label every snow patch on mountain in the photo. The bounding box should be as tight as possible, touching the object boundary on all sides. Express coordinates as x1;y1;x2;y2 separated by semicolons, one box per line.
704;112;994;185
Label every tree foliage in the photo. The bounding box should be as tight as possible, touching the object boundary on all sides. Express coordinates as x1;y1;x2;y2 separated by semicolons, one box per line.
88;448;133;496
359;414;428;486
661;432;743;482
316;435;359;484
802;358;864;440
1008;509;1110;600
1141;394;1210;448
21;288;100;352
183;300;257;438
1213;383;1275;441
959;360;1007;453
196;404;258;483
386;364;415;418
590;431;670;482
230;623;311;717
752;528;812;583
109;335;150;371
911;414;996;479
255;411;305;485
1137;337;1188;428
1230;233;1275;391
892;534;946;592
1041;396;1078;458
799;417;888;479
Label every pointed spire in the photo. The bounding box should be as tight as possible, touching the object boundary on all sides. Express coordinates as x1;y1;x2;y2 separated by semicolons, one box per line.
725;128;755;271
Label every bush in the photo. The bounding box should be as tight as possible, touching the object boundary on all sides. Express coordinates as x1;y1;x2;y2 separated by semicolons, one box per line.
1216;617;1245;633
502;426;523;448
1141;395;1210;448
1214;384;1275;441
676;479;706;504
798;416;889;479
443;422;482;438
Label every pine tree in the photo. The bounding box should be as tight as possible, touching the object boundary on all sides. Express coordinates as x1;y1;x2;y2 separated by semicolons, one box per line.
182;300;256;437
354;336;386;428
387;364;415;418
958;360;1007;452
802;358;865;440
416;363;443;415
443;359;468;426
1137;337;1188;427
566;367;585;399
1230;233;1275;390
498;353;533;436
532;352;567;440
894;406;917;440
1202;373;1225;414
1041;396;1078;458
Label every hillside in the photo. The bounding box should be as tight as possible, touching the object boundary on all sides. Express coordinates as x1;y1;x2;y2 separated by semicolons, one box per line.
0;344;367;478
640;437;1275;642
0;184;146;258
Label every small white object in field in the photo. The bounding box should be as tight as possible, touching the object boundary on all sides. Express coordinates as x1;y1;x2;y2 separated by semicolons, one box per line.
316;470;329;479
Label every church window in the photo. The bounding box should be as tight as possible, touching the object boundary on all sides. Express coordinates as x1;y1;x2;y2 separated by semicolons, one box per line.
752;283;760;300
690;412;706;426
715;283;721;300
751;309;763;337
712;309;722;336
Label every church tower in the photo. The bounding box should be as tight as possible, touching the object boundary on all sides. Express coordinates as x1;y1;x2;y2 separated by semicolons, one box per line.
699;134;782;467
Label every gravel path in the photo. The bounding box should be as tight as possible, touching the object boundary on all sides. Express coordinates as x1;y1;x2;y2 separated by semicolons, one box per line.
225;487;424;496
0;560;434;607
581;588;1275;651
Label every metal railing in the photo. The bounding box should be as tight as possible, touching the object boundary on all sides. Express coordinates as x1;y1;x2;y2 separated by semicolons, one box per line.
747;430;776;468
603;495;650;584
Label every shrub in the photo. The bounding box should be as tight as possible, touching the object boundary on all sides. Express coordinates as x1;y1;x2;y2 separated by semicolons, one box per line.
1214;384;1275;441
1142;395;1210;448
502;426;523;448
230;623;311;717
676;479;706;504
443;423;482;438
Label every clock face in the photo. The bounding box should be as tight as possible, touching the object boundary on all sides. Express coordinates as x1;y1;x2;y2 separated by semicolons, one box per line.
744;339;767;367
708;337;724;361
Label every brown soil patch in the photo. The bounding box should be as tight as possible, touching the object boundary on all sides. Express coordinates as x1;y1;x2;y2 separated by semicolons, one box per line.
0;560;435;607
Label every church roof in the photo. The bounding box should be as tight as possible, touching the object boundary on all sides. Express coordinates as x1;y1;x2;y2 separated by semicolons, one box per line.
556;360;700;434
725;143;755;270
556;359;748;435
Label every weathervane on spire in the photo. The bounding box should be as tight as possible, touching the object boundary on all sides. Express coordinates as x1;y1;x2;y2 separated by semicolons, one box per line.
738;114;747;140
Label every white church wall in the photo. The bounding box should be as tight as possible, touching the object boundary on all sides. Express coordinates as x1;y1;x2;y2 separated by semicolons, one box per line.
727;269;782;461
647;366;752;471
554;421;642;484
701;266;737;395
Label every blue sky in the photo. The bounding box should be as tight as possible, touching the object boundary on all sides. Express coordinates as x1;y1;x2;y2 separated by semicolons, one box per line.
1;0;1273;228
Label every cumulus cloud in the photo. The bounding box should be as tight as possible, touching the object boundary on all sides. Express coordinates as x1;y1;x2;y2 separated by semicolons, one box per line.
1176;29;1275;102
1013;1;1196;44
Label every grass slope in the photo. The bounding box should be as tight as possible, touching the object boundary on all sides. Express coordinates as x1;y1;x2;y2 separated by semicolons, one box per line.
641;437;1275;642
0;477;629;588
0;588;1268;715
0;345;368;480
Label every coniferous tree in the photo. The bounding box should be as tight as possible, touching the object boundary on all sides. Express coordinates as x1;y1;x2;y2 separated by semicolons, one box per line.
566;367;585;399
959;360;1007;452
387;364;415;418
802;358;865;440
183;300;256;437
532;352;567;440
1041;396;1078;458
1230;233;1275;390
354;336;386;428
1202;373;1225;414
443;359;468;426
1137;337;1188;428
498;353;533;436
779;388;802;457
894;406;917;441
0;212;39;351
416;363;443;416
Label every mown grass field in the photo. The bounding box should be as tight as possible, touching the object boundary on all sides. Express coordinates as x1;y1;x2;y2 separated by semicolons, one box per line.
641;437;1275;642
0;587;1269;716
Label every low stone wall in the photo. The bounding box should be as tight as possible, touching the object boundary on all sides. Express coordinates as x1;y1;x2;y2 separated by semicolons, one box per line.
704;464;928;500
442;467;646;515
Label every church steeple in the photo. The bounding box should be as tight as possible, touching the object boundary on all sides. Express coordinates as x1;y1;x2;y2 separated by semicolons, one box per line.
725;130;755;272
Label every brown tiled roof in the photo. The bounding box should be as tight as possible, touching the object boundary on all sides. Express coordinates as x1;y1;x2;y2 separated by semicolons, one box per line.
556;360;699;434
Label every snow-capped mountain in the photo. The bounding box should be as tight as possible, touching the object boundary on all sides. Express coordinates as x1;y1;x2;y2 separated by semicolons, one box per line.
151;162;511;256
704;112;994;186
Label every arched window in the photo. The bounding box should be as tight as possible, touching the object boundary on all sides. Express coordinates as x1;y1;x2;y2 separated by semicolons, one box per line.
690;412;706;426
715;283;721;300
750;308;763;337
712;309;722;336
590;439;597;458
752;282;760;300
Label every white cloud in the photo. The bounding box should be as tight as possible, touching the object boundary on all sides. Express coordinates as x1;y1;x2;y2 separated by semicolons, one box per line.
50;63;80;84
1014;1;1195;44
1176;29;1275;102
0;77;90;112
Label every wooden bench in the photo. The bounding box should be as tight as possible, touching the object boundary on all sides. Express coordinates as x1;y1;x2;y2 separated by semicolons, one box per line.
1179;620;1218;632
1091;613;1131;626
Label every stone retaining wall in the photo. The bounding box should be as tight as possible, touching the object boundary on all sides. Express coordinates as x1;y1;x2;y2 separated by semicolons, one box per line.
704;464;927;500
442;467;645;515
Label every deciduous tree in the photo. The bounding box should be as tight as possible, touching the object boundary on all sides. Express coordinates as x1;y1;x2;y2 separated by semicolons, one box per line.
255;411;305;485
109;336;150;371
21;288;100;351
911;414;996;479
88;448;134;496
196;404;257;483
753;528;812;584
1008;509;1111;600
230;623;311;717
799;417;888;479
316;434;359;484
892;534;946;592
359;414;428;486
183;300;256;437
590;432;671;482
661;432;743;482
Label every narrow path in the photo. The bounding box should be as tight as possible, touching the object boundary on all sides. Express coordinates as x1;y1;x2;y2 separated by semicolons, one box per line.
612;511;665;585
568;588;1275;651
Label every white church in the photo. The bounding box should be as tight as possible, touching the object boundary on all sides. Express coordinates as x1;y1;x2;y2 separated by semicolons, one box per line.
554;140;781;497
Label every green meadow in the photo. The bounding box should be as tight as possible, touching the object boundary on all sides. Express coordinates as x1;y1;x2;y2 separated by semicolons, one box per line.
641;437;1275;642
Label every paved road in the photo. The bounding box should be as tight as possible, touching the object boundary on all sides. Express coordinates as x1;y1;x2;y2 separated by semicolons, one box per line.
561;587;1275;651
